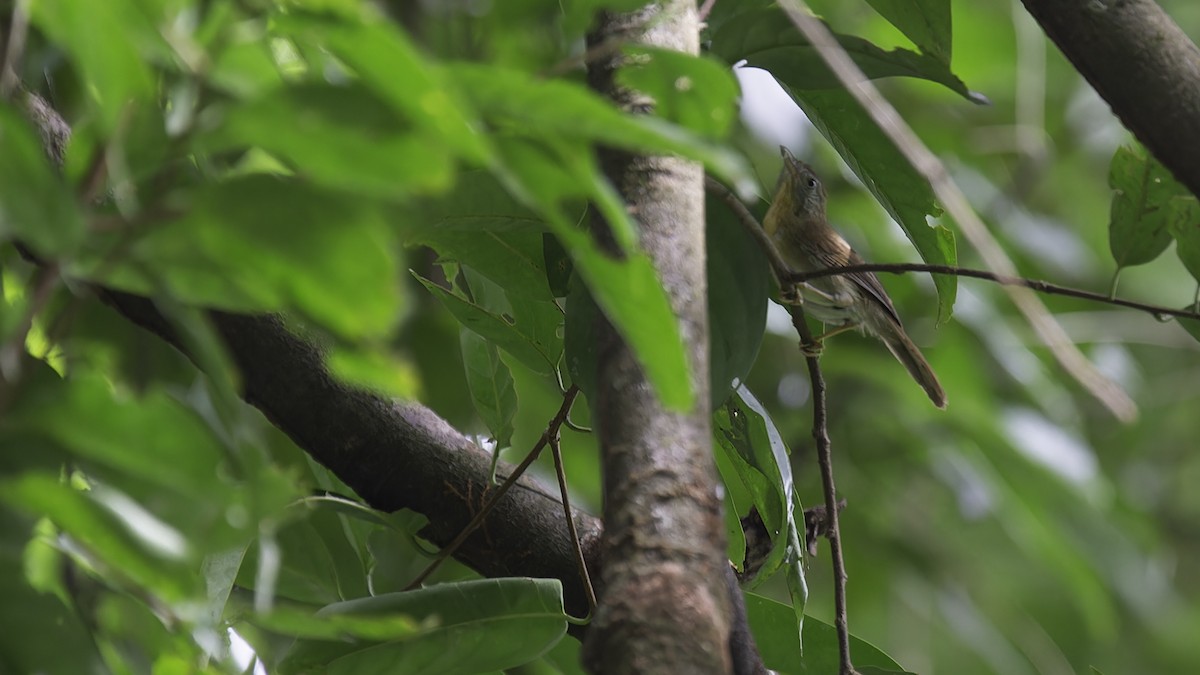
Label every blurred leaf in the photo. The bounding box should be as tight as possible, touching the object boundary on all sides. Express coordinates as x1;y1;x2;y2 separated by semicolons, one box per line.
0;508;104;673
543;233;574;298
866;0;953;64
710;7;983;103
83;177;401;340
1108;144;1193;270
1;371;228;500
327;347;423;399
29;0;157;132
276;13;491;164
460;328;518;449
744;593;906;674
452;63;755;193
1179;312;1200;344
616;47;740;138
280;578;567;675
499;139;695;410
787;89;958;323
1;474;196;599
199;83;455;199
0;104;84;255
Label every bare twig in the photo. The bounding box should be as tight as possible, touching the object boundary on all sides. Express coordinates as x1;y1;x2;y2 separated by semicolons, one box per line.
786;302;854;675
404;385;581;590
705;175;793;283
790;263;1200;322
550;434;597;615
777;0;1137;422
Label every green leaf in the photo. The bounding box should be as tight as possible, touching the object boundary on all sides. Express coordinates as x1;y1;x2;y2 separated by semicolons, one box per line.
0;371;228;500
276;14;491;164
81;177;401;340
616;47;740;138
788;89;958;323
1;474;196;599
460;328;518;449
1109;144;1196;270
498;140;695;410
744;593;908;674
866;0;953;64
0;104;84;255
451;63;755;193
707;192;770;410
198;83;455;199
29;0;158;133
710;7;983;103
414;272;558;374
280;578;567;675
418;229;555;300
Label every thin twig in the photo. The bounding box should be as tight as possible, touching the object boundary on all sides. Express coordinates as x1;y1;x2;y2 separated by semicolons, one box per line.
550;434;597;615
788;304;854;675
777;0;1136;422
705;175;793;283
790;263;1200;322
403;385;581;590
698;0;718;23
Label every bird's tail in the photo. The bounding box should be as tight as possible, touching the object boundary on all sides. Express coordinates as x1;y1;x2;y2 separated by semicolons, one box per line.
878;324;947;409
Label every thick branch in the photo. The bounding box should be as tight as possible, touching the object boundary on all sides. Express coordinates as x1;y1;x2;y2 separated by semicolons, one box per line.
97;290;602;619
1021;0;1200;199
582;2;739;673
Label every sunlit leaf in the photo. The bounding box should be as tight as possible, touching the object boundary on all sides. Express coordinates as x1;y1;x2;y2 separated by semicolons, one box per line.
866;0;953;64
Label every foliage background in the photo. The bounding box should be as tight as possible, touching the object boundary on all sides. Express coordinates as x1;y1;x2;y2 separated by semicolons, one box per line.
0;0;1198;673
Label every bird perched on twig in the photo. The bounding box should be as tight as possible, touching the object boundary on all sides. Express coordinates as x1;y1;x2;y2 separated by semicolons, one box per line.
763;147;947;409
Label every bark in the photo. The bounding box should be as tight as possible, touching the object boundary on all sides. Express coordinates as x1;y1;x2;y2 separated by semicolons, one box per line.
1021;0;1200;198
582;3;737;673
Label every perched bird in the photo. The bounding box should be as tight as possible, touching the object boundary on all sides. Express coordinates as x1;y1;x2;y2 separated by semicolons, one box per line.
763;147;947;409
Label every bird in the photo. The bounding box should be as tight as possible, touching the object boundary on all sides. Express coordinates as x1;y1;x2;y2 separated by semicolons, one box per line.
762;147;946;409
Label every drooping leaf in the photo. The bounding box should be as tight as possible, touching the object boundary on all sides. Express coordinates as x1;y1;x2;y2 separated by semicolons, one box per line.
460;328;518;449
710;7;983;103
866;0;953;64
0;104;84;255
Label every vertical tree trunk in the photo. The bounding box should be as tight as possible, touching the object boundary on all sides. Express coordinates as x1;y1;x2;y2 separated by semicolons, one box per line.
582;2;733;673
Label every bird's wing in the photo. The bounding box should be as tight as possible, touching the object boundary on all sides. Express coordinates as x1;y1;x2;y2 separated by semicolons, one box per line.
835;248;903;327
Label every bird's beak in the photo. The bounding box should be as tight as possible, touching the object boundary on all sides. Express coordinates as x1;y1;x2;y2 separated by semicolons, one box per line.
779;146;802;175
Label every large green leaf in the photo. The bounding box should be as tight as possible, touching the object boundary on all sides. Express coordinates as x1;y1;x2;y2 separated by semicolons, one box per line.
866;0;953;64
707;192;770;410
417;229;555;301
710;7;982;103
616;47;741;138
279;578;567;675
198;83;455;199
275;13;491;164
450;62;755;193
29;0;158;133
79;177;401;340
0;104;84;255
744;593;908;674
1108;144;1194;271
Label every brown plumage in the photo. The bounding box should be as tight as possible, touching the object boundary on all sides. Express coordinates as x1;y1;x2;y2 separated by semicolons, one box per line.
763;147;946;409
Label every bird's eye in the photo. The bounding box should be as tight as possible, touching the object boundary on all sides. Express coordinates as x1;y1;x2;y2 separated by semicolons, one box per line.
806;177;818;189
